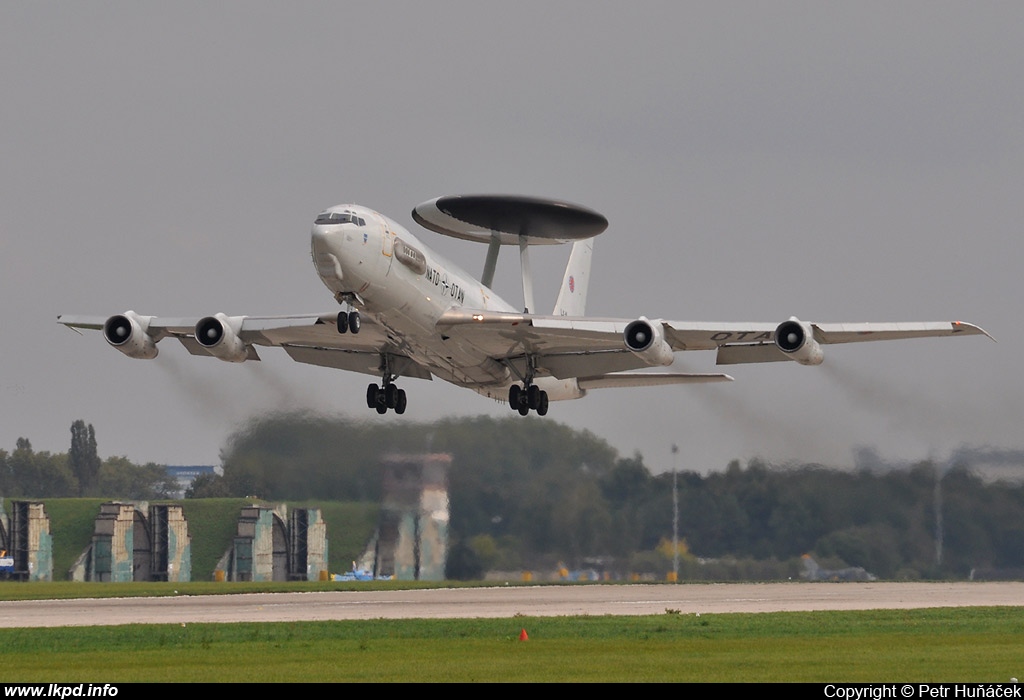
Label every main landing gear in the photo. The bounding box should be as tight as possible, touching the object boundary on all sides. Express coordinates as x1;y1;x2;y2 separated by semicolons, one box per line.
367;381;406;414
509;383;548;416
366;354;406;414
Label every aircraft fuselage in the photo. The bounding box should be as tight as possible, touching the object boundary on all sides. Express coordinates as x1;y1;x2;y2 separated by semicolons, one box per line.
310;204;583;400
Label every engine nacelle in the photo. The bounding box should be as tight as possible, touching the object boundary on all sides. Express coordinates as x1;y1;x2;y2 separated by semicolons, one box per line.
195;313;250;363
774;317;824;366
103;311;158;359
624;316;674;367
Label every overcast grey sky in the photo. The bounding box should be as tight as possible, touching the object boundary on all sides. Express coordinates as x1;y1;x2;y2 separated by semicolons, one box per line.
2;2;1021;474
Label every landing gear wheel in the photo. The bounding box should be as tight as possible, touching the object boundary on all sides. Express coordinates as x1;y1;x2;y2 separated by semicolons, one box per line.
395;389;407;415
366;383;379;409
337;311;349;333
348;310;361;334
518;401;530;416
375;402;387;414
384;383;398;409
527;384;541;410
508;384;521;411
537;391;549;416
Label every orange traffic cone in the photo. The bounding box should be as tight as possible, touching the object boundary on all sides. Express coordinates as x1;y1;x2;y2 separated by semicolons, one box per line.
519;628;529;641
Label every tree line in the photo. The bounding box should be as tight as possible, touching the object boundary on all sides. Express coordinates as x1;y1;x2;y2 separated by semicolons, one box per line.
0;420;177;500
6;414;1023;581
187;411;1024;581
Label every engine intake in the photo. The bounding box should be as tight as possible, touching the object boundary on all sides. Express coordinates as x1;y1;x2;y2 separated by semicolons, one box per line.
195;314;250;363
103;311;158;359
774;317;824;365
624;317;674;366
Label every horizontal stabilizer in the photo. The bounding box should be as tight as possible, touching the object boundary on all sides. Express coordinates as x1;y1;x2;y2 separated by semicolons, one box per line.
578;372;733;390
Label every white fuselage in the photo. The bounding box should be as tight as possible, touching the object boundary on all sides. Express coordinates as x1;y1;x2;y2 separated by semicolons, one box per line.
310;204;585;401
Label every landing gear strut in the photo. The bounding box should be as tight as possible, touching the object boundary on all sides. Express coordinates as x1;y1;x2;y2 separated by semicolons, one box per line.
508;383;548;416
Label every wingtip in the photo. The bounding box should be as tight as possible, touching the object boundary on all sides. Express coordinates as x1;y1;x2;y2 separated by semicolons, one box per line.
955;321;996;342
57;317;85;336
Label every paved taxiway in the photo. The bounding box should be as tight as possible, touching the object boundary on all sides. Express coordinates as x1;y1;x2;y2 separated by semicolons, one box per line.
1;582;1022;628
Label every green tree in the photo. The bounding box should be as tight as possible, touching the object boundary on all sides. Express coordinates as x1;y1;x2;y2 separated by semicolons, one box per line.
69;420;101;496
185;472;231;498
97;457;178;499
8;438;77;497
0;448;10;496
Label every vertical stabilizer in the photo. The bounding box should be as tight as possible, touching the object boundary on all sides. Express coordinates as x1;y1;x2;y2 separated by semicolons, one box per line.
552;239;593;317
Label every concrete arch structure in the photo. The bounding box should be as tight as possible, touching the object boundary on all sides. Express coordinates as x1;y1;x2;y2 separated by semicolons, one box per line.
72;502;190;582
0;501;53;581
216;505;327;582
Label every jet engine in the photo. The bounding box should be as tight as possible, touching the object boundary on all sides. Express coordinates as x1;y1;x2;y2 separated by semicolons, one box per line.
195;314;250;363
103;311;158;359
623;317;674;366
774;317;824;365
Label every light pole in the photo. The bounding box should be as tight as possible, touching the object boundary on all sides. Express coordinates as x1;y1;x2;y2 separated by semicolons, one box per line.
672;443;679;582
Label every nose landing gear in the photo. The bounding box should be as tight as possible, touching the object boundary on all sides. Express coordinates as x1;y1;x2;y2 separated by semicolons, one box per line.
333;292;362;334
336;309;361;334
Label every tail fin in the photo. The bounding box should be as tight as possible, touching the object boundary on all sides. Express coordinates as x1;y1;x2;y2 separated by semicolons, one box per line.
552;239;593;317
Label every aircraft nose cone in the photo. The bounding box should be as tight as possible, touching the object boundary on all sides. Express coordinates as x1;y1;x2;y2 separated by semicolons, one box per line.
311;228;346;292
310;224;333;247
311;223;346;263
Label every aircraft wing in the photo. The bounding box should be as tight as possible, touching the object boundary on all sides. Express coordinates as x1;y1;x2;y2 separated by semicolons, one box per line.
436;309;991;377
57;312;435;381
59;307;988;389
665;319;992;365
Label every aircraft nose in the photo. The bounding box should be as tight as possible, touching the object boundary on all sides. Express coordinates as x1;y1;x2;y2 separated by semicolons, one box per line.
310;224;329;248
311;221;347;256
310;223;346;288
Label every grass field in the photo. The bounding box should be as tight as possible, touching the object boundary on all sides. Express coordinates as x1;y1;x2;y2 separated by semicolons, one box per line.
1;606;1022;682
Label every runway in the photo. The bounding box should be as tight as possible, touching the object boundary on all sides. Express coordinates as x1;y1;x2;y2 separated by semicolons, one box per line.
1;581;1022;628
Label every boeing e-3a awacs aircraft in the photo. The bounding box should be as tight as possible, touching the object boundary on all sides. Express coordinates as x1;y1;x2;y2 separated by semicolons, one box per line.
58;195;990;417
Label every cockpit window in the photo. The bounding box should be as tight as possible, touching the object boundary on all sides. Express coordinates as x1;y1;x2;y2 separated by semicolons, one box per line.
315;211;366;226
